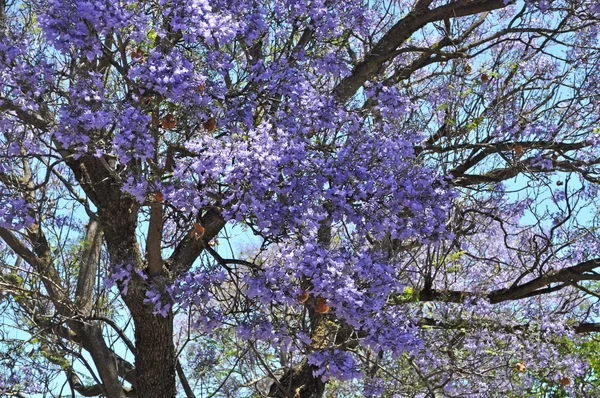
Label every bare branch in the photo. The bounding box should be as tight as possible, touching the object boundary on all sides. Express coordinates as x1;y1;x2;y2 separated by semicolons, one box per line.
76;220;103;316
146;202;164;276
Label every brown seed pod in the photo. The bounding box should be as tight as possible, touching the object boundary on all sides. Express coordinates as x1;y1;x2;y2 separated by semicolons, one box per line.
190;223;205;240
315;296;330;314
131;48;145;62
161;114;176;129
298;290;309;304
203;117;217;132
513;144;524;156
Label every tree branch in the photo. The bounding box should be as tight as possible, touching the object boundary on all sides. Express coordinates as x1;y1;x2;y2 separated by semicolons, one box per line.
391;259;600;305
333;0;512;101
76;220;103;316
147;202;164;276
166;207;226;273
67;367;137;397
418;317;600;335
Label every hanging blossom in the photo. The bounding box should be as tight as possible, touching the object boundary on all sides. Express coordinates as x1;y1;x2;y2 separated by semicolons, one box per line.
54;72;115;155
36;0;148;60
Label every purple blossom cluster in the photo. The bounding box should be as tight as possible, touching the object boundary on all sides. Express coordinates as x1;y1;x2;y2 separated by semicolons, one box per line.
54;72;114;155
0;361;43;396
0;193;33;230
36;0;147;60
308;349;362;382
142;268;227;327
163;0;240;46
104;262;137;295
129;49;207;107
113;107;154;163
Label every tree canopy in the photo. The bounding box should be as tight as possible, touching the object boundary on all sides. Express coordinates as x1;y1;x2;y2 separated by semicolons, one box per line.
1;0;600;396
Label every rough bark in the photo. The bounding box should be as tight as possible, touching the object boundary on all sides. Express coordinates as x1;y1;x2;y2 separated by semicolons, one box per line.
132;309;176;397
75;219;103;316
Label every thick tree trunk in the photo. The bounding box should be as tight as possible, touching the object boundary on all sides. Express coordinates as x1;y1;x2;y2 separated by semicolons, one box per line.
132;309;176;397
101;202;177;397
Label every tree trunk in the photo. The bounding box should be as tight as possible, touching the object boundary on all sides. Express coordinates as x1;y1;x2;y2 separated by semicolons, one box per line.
101;202;177;397
132;308;176;397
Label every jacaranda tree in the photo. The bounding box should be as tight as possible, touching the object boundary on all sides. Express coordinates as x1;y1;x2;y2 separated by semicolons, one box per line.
1;0;600;396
